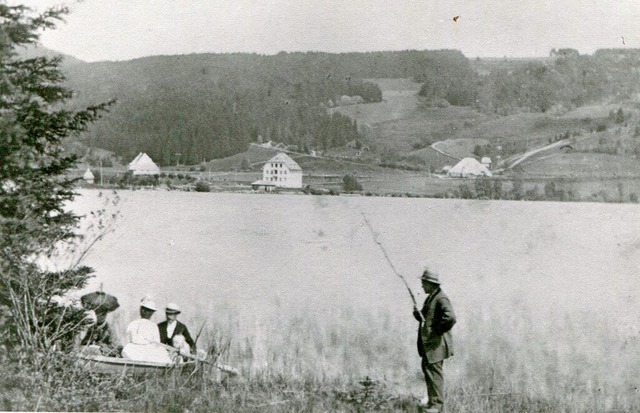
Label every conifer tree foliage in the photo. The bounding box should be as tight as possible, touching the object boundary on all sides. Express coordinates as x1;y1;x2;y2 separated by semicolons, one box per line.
0;3;110;352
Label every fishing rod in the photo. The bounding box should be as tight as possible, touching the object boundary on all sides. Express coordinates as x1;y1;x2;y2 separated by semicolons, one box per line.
194;320;206;347
360;211;423;322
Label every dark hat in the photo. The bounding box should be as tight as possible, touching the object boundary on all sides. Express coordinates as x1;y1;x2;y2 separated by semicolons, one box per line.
81;291;120;313
419;268;441;284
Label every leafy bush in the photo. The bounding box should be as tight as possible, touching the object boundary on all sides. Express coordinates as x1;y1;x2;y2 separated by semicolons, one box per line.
194;181;211;192
342;175;363;192
458;183;475;199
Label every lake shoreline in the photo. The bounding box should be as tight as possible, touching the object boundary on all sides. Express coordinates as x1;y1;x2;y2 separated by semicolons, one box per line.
75;178;640;204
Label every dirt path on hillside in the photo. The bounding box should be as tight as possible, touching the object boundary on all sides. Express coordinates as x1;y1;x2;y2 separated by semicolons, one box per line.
430;141;461;160
505;139;571;169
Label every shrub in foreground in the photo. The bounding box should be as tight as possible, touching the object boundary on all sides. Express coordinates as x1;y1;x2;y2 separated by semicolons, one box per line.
1;4;110;353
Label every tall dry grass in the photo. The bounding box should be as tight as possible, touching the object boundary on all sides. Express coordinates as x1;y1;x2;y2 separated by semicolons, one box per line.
3;293;638;412
230;289;636;411
25;192;639;411
108;299;640;411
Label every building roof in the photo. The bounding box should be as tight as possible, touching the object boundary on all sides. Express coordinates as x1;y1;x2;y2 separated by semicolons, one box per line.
251;180;277;186
127;153;160;175
264;152;302;171
448;157;492;177
83;168;95;180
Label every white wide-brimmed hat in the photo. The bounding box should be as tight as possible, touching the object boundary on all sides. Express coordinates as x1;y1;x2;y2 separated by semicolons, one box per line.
140;298;158;311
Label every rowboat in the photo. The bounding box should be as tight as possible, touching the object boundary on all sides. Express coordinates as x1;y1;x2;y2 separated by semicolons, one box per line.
77;344;239;376
78;354;196;375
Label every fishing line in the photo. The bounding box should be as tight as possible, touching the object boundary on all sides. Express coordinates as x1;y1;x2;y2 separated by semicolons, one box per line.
360;211;422;319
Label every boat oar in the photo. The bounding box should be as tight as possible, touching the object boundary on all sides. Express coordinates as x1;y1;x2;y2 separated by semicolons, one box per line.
157;343;239;376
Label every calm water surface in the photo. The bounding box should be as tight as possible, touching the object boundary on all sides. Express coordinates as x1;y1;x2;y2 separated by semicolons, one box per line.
69;190;640;340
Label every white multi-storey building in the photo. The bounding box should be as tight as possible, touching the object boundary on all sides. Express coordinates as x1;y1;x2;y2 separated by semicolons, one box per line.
255;152;303;189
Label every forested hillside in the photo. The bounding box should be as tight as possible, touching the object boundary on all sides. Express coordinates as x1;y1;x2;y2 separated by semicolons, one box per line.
62;50;475;165
471;49;640;115
59;47;640;167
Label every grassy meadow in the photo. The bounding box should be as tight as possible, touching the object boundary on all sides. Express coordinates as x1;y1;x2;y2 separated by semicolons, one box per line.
13;189;630;412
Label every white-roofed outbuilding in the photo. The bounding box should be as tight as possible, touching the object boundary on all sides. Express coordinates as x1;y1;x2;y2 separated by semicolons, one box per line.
83;168;95;184
127;153;160;176
447;157;492;178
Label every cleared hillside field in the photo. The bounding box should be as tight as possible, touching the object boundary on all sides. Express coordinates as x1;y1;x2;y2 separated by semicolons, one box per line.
363;78;423;93
559;104;625;119
456;112;601;143
70;190;640;412
205;145;281;171
332;78;613;161
329;90;420;126
407;146;460;170
432;138;490;159
519;152;640;177
371;106;488;152
331;78;490;152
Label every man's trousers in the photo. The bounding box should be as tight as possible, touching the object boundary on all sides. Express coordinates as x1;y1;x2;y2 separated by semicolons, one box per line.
421;358;444;411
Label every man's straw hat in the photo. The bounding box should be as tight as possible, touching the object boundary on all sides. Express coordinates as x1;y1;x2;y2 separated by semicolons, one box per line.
165;302;181;314
419;268;441;284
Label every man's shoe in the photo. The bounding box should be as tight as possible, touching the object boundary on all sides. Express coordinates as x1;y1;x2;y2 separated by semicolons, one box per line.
417;396;430;407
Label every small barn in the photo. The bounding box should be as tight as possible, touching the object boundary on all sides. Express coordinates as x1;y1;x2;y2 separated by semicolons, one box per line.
447;157;492;178
481;157;492;169
251;180;278;192
83;168;95;184
127;153;160;176
253;152;303;189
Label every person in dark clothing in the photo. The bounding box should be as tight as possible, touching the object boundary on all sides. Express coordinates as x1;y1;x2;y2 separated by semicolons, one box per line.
157;302;196;354
79;309;121;356
81;310;112;346
413;268;457;413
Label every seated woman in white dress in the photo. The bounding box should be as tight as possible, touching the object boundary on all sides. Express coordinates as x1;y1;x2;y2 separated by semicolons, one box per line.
121;299;172;364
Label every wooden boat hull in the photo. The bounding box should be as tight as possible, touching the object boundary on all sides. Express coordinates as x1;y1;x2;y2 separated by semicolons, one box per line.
78;354;195;375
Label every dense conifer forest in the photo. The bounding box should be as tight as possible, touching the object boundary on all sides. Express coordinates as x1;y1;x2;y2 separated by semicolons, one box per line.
59;48;640;166
62;50;474;165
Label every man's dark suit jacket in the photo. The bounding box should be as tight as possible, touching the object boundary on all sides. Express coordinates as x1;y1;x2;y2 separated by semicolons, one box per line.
158;320;196;350
417;288;456;363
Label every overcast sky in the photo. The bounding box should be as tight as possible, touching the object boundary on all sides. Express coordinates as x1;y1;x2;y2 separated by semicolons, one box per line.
9;0;640;62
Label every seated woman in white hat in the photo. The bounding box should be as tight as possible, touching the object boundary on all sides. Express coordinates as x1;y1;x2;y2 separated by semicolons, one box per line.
121;298;172;364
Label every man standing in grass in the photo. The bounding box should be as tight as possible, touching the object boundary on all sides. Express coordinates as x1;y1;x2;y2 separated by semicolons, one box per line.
413;268;457;412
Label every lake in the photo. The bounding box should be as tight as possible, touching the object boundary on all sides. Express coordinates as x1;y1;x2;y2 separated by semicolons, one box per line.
67;190;640;386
